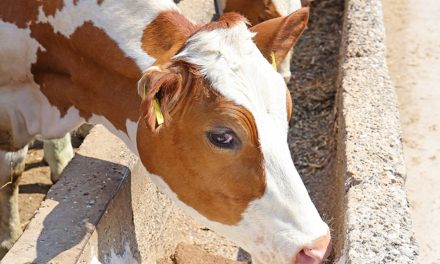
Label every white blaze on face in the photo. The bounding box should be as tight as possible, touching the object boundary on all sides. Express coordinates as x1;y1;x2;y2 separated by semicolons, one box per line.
174;22;329;263
272;0;303;15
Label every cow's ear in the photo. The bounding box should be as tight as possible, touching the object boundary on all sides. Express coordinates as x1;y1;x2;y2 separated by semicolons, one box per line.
141;11;197;65
137;66;183;131
250;7;309;65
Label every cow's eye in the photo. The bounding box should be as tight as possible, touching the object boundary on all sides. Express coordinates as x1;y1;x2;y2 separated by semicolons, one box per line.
206;128;240;150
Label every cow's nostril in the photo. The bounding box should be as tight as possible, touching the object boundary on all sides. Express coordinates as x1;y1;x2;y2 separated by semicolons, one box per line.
295;248;324;264
294;234;331;264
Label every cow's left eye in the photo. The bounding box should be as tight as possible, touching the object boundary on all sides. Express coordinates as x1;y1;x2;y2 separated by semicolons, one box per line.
206;128;240;150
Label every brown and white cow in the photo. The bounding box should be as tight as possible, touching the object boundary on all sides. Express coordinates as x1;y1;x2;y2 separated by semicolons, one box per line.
0;1;330;263
217;0;310;82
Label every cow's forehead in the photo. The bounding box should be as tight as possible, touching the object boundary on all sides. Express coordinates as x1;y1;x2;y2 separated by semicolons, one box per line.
175;22;288;129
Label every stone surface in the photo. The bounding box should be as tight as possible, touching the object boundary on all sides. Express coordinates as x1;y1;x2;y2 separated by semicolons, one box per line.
2;125;138;264
171;244;246;264
335;0;418;262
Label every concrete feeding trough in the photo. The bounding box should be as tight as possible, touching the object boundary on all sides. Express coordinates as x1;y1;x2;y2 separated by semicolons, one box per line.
1;0;418;263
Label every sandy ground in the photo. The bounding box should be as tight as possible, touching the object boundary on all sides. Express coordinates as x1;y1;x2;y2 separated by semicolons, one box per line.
383;0;440;263
18;145;51;230
18;137;83;230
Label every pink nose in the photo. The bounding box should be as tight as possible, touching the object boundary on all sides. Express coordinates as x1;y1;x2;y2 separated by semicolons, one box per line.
294;234;331;264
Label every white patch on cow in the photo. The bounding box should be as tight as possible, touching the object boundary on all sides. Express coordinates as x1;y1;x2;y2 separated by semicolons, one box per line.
36;0;178;70
0;146;28;183
270;0;302;82
89;115;138;155
217;0;301;16
175;21;329;263
126;120;139;156
272;0;303;15
0;20;41;85
0;20;84;148
0;83;85;148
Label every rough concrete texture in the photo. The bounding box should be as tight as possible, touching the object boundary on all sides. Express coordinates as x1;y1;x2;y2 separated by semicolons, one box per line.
2;125;137;264
159;244;246;264
335;0;418;262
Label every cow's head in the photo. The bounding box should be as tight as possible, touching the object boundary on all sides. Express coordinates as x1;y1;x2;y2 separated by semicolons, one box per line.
221;0;304;25
136;7;330;264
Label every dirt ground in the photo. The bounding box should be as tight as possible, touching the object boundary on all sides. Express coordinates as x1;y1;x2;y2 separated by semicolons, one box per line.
288;0;343;259
18;136;83;230
383;0;440;263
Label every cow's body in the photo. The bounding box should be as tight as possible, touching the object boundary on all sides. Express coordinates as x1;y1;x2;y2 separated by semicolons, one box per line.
0;0;171;257
0;1;330;263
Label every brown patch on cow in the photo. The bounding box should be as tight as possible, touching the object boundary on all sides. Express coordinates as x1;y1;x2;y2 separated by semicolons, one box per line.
30;22;142;132
42;0;64;17
0;0;69;28
286;89;293;121
250;7;309;65
137;61;265;224
142;11;198;65
223;0;282;25
0;0;41;28
0;1;104;29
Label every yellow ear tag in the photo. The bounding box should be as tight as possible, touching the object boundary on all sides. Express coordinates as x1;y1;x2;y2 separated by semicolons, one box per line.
270;51;277;70
153;96;164;126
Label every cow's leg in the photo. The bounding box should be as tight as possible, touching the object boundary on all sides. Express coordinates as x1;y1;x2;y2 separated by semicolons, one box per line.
0;145;28;258
43;134;74;183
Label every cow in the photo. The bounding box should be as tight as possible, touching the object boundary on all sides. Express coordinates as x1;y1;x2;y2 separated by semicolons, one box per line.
2;0;305;211
0;1;330;263
217;0;311;82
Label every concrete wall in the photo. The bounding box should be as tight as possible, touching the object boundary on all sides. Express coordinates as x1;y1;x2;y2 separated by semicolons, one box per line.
334;0;418;262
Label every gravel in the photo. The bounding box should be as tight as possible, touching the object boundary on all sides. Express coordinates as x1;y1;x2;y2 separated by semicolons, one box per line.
288;0;344;261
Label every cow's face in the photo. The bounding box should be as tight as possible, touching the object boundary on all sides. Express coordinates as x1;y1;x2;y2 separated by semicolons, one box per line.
136;8;330;264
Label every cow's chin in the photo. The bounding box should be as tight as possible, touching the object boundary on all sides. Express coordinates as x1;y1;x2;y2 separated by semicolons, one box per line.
145;170;329;264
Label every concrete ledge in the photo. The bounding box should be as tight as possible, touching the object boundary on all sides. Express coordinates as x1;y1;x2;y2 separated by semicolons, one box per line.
335;0;418;262
2;125;138;264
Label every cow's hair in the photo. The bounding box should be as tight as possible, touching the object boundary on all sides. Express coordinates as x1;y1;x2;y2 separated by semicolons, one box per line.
138;61;215;131
192;12;249;35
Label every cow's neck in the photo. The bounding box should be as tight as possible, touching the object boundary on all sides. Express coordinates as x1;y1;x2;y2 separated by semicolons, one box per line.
30;8;199;154
30;8;194;149
31;21;142;135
